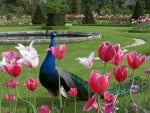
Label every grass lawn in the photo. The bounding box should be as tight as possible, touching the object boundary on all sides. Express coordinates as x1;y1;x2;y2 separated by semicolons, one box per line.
0;25;150;113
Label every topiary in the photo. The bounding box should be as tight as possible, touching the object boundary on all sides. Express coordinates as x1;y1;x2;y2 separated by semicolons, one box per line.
82;4;95;24
32;4;46;24
132;0;144;19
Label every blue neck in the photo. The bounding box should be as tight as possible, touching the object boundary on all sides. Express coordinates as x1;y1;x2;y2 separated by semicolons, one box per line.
41;37;56;73
50;37;55;47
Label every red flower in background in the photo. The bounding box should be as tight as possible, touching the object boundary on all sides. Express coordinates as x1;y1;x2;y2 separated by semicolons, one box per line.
68;88;78;97
51;44;67;60
24;78;38;91
5;79;19;88
88;70;110;94
126;51;146;69
114;65;128;83
38;105;51;113
4;94;16;101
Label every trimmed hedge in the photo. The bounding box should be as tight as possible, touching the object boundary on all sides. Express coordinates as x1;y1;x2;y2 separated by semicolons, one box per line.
32;4;46;24
41;26;70;30
46;13;65;26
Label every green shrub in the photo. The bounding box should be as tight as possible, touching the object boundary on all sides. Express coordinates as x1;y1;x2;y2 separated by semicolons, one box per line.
132;0;144;19
83;4;95;24
31;4;46;24
46;13;65;26
41;26;70;30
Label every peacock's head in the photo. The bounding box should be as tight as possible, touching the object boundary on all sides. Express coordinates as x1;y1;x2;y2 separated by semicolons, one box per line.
45;30;57;38
50;31;57;38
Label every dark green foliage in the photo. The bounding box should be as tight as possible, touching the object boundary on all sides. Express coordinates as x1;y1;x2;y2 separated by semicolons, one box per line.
70;0;78;13
83;4;95;24
46;13;65;26
46;0;68;13
32;4;46;24
144;0;150;14
132;0;144;19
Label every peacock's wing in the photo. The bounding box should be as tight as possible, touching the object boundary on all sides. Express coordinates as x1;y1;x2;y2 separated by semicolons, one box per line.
57;67;92;100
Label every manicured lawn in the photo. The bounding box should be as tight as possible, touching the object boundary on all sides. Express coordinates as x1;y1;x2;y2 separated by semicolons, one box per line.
0;25;150;113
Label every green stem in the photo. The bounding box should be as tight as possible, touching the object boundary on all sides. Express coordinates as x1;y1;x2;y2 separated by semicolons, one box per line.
33;93;36;107
98;95;103;113
0;82;3;113
130;69;135;104
74;97;76;113
29;91;32;104
116;84;120;99
58;60;63;109
12;89;15;113
16;88;36;113
104;62;107;74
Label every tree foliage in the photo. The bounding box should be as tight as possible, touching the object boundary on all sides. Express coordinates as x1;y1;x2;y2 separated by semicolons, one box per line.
46;0;68;13
70;0;78;13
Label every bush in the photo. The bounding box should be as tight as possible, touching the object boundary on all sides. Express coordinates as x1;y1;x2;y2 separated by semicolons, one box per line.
41;26;70;30
46;13;65;26
132;0;144;19
83;4;95;24
31;4;46;24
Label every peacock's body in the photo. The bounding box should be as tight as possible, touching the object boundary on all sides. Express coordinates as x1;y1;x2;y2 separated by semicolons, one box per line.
39;32;91;100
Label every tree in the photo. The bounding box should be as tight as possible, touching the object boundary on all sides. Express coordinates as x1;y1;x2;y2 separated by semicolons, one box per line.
132;0;144;19
46;0;68;13
32;4;46;24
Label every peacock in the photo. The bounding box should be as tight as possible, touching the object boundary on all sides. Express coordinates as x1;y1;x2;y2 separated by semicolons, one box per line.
39;31;91;100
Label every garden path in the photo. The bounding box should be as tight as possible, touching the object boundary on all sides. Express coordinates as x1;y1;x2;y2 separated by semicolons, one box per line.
123;38;145;48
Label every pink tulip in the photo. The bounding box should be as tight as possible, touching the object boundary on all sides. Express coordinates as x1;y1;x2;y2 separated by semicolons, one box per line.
5;79;19;88
114;65;128;83
24;78;38;91
51;44;67;60
83;95;97;111
88;70;110;94
98;42;116;62
76;52;94;68
4;94;16;101
2;50;21;64
104;92;116;103
68;88;78;97
103;92;117;113
126;51;146;69
111;45;124;66
3;63;22;78
103;102;116;113
38;105;51;113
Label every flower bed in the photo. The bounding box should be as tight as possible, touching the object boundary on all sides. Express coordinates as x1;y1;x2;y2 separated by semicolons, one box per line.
0;15;31;26
65;13;131;25
0;38;149;113
131;16;150;32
